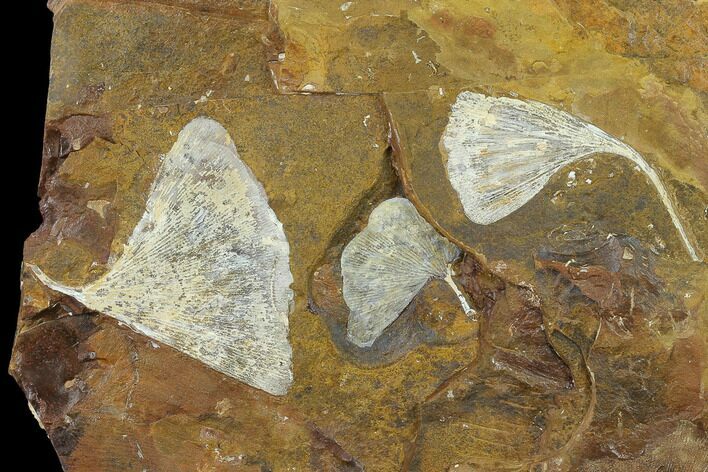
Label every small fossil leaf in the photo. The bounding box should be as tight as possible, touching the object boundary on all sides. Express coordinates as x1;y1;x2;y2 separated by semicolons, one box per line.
29;116;294;396
341;197;467;347
442;91;699;261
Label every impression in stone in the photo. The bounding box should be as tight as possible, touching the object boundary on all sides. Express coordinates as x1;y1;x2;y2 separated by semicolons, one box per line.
28;117;294;396
441;91;700;261
341;197;474;348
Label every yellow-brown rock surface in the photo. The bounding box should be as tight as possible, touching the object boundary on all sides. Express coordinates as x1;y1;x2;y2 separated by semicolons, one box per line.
12;0;706;470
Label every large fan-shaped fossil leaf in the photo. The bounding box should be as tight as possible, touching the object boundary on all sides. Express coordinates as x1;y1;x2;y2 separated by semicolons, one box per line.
341;197;472;348
442;91;699;261
28;117;294;396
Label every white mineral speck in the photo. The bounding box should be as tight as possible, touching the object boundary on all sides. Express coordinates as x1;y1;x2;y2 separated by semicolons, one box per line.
567;171;577;187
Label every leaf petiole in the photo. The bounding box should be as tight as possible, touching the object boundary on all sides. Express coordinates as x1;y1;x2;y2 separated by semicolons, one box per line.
444;264;476;319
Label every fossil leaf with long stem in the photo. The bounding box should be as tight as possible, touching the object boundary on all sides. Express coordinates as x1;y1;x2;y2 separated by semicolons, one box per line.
341;197;474;348
441;91;700;261
28;117;294;396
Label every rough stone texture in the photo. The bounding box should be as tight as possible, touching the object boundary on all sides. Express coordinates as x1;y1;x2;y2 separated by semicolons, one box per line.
12;0;706;470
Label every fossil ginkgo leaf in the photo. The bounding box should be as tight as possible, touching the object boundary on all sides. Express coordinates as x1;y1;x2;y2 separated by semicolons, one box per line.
28;117;294;396
341;197;474;348
442;91;699;261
